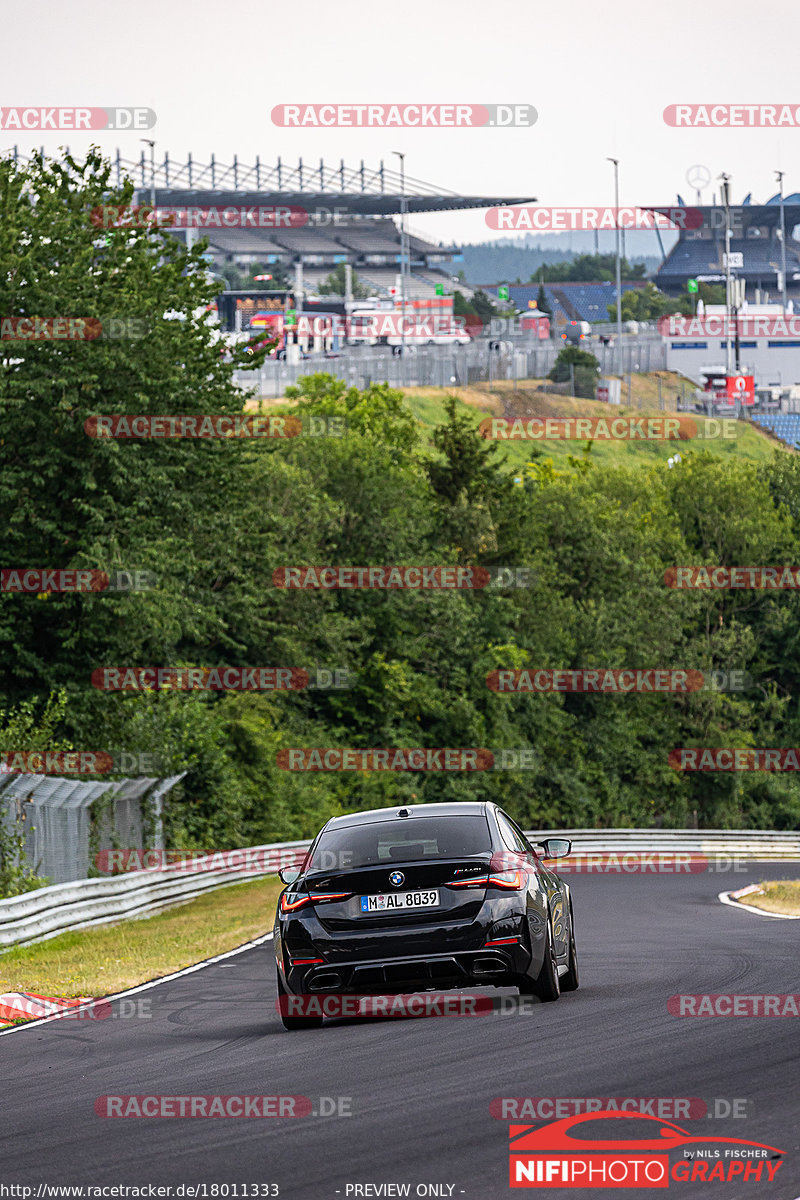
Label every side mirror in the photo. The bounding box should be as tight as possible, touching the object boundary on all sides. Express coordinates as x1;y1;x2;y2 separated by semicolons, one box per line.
537;838;572;859
279;866;301;885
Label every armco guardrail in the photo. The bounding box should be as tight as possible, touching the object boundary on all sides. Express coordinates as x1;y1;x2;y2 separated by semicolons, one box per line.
530;829;800;857
0;842;310;950
0;829;798;951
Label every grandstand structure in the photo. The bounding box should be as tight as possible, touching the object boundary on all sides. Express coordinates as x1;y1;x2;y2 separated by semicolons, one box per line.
656;195;800;299
191;218;466;300
479;281;648;328
3;145;534;303
111;151;535;302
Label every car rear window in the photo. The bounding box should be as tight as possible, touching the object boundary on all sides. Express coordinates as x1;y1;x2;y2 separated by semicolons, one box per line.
307;815;492;872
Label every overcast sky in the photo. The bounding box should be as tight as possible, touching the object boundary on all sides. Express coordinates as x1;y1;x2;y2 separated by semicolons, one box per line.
3;0;797;247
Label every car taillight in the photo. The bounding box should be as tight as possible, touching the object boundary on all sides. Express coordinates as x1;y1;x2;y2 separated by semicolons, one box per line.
448;875;489;889
280;891;352;913
486;851;531;890
487;869;526;890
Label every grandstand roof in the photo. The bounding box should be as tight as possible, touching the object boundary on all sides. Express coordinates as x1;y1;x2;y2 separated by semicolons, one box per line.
764;194;800;207
115;153;533;215
5;148;533;213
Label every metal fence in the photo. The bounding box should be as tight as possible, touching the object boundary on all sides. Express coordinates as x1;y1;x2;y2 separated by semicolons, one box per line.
234;337;667;399
0;773;185;886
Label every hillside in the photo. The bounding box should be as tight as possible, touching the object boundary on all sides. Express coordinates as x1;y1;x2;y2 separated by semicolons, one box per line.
402;376;785;469
244;370;785;469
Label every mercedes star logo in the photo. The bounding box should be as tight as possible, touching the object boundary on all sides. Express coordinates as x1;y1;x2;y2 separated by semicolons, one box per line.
686;164;711;191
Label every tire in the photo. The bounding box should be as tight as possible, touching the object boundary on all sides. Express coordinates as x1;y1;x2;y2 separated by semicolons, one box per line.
561;908;579;992
531;915;561;1003
276;970;323;1031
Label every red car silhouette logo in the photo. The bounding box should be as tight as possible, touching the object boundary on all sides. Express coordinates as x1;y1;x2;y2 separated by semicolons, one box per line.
510;1110;783;1155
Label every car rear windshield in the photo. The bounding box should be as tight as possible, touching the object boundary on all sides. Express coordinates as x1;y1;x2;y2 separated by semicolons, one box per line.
307;815;492;873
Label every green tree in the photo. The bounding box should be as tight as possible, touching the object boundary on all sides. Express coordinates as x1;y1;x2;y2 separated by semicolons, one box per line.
535;283;551;316
532;254;647;284
606;281;729;323
472;288;505;322
0;149;271;707
547;346;600;397
426;396;511;508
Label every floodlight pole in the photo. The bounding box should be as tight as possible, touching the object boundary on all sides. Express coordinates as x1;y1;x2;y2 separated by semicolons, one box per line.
720;173;733;376
607;158;622;374
776;170;788;312
393;151;407;356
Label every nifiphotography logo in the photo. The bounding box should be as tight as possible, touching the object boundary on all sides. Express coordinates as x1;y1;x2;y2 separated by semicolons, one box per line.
507;1111;784;1187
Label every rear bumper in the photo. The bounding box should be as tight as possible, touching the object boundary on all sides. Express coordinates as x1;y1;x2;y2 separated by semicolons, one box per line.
282;946;531;995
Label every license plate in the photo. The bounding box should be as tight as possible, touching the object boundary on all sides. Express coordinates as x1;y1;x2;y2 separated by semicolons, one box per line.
360;889;440;912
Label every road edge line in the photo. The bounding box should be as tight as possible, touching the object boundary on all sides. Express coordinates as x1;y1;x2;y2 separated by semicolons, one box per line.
718;891;800;920
0;932;274;1037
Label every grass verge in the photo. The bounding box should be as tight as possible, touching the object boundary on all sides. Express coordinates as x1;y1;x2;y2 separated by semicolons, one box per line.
244;376;782;469
738;880;800;916
0;876;282;1001
400;384;780;469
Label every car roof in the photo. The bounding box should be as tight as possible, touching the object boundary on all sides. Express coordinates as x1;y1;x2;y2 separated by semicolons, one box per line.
323;802;493;830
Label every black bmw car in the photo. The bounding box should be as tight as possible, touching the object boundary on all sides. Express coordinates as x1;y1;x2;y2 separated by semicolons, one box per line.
273;801;579;1030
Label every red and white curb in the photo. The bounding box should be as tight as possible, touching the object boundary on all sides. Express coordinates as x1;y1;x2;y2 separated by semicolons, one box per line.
0;992;93;1024
0;932;274;1035
719;884;800;920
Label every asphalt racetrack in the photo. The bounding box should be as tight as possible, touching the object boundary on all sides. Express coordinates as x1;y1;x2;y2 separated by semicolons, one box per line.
1;864;798;1199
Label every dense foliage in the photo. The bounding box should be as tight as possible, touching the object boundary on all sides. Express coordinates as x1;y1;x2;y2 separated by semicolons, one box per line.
531;254;647;283
548;347;600;398
2;152;799;877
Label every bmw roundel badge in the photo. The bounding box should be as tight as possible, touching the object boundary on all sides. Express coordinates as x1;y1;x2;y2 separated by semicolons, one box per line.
389;871;405;887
